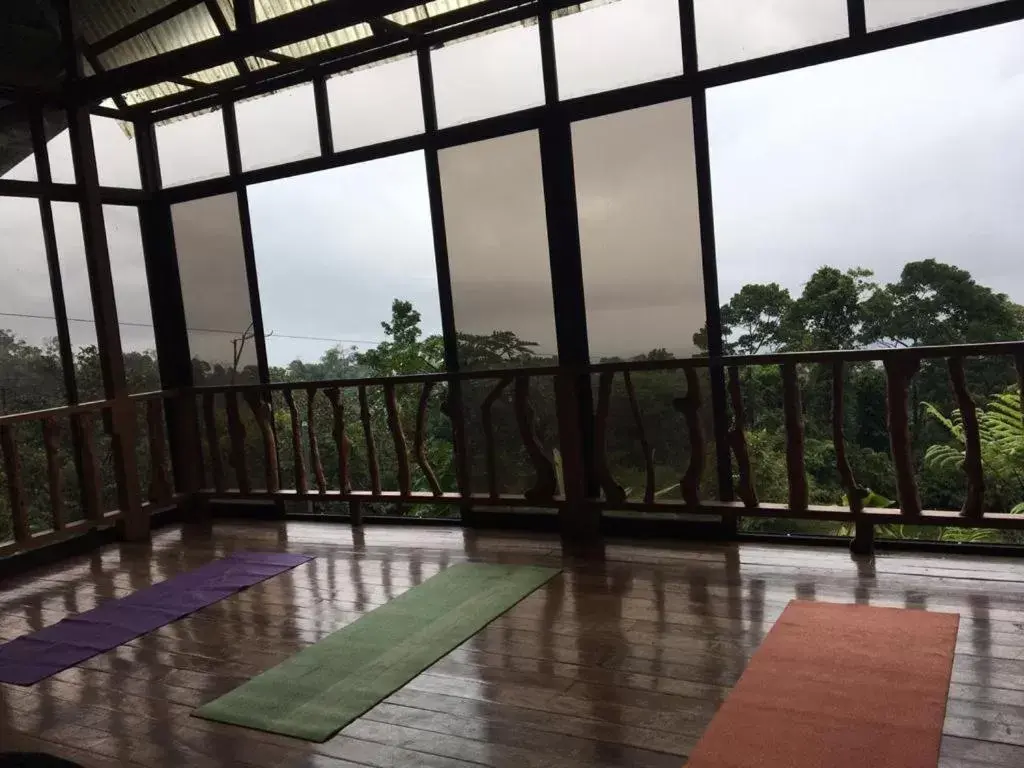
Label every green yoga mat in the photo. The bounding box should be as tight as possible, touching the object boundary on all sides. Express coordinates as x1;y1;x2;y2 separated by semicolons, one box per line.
194;562;560;741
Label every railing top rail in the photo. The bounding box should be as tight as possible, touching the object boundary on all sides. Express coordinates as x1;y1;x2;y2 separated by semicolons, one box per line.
189;339;1024;393
720;339;1024;367
127;388;181;401
190;365;567;393
0;398;114;427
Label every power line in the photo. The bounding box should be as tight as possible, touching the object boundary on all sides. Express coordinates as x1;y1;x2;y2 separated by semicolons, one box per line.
0;310;386;347
0;310;578;355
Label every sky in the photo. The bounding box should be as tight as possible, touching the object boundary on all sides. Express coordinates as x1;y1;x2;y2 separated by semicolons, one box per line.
1;0;1022;366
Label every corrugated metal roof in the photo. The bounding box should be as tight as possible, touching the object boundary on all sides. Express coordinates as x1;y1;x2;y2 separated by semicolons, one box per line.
72;0;501;109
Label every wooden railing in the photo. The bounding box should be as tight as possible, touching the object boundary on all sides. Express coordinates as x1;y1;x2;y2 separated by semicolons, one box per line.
0;389;184;559
4;340;1024;560
186;340;1024;548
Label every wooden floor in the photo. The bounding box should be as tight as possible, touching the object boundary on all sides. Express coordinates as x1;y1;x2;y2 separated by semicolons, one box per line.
1;522;1023;767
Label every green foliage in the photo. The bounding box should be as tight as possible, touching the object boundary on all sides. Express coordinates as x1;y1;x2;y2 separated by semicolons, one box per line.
923;392;1024;514
2;255;1024;542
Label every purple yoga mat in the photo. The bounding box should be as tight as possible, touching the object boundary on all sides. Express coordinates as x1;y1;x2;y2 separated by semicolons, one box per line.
0;551;312;686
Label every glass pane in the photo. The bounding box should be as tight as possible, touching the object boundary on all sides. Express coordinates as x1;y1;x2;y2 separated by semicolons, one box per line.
554;0;683;100
573;100;704;361
248;153;441;378
47;125;76;185
236;83;320;171
867;0;999;29
171;193;258;383
708;21;1024;523
1;109;37;181
432;23;545;128
104;205;159;393
327;56;425;151
91;115;141;188
0;197;66;411
156;110;231;187
695;0;849;69
439;130;556;367
51;202;102;402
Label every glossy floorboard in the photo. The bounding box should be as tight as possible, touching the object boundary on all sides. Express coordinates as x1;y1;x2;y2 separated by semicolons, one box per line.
1;521;1023;767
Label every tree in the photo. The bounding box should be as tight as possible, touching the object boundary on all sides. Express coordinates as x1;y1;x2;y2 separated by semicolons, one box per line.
861;259;1024;348
455;331;541;370
357;299;444;376
785;267;870;351
720;283;793;355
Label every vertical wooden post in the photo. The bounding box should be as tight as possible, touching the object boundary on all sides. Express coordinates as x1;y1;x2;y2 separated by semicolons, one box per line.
481;376;513;500
244;390;279;492
282;390;308;494
554;372;597;544
59;2;144;540
75;412;104;524
623;371;655;505
224;390;250;494
948;357;984;519
418;47;471;518
674;367;705;508
42;418;65;531
306;387;327;494
202;392;226;493
884;356;922;517
358;385;380;496
169;391;203;511
594;371;625;504
781;363;809;514
383;382;411;496
727;366;758;508
515;375;559;504
833;362;871;555
415;382;443;497
145;398;173;504
1;425;31;545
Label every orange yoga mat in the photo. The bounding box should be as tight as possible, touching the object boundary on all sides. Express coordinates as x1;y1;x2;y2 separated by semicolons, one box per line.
685;600;960;768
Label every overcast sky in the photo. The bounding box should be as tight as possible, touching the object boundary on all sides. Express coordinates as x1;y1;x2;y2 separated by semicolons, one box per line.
1;0;1022;366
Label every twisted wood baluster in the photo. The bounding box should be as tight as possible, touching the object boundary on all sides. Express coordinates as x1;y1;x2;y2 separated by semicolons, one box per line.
884;356;921;516
306;387;327;493
948;357;984;519
727;366;758;508
673;368;704;507
514;375;558;502
282;390;307;494
481;376;513;499
415;381;444;497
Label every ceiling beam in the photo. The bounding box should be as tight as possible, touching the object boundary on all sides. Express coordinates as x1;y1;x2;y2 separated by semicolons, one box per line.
80;44;130;112
69;0;425;105
235;0;256;29
256;51;295;64
91;0;205;55
135;0;534;118
203;0;251;74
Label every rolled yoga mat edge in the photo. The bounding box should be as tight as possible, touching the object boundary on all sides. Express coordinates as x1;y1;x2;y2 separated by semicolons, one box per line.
0;551;313;686
194;562;561;742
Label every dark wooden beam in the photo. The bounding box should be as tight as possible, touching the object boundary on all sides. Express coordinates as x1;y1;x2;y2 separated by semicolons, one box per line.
91;0;205;55
256;51;294;64
58;0;146;540
141;0;533;122
80;44;130;112
203;0;251;74
70;0;427;104
236;0;256;29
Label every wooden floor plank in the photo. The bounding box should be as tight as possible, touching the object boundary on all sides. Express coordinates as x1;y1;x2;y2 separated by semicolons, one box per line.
2;521;1024;766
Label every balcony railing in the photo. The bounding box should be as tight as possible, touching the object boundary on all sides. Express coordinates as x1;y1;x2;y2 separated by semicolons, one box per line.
1;340;1022;560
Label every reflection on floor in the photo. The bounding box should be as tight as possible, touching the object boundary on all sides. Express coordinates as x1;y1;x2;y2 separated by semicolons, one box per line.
0;522;1022;767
